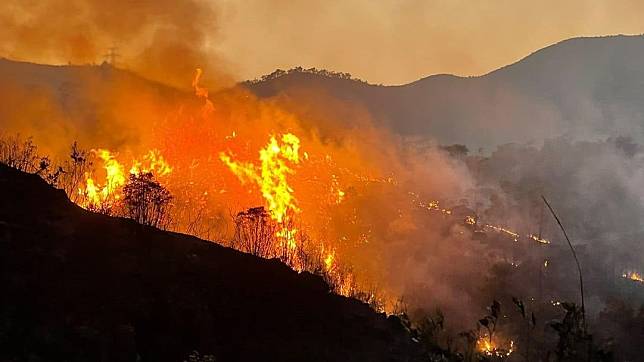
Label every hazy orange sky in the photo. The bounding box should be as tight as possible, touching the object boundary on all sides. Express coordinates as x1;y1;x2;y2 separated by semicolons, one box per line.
2;0;644;85
215;0;644;84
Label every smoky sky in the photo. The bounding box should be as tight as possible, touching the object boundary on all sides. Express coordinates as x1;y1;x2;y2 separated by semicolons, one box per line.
2;0;643;85
216;0;644;84
0;0;229;88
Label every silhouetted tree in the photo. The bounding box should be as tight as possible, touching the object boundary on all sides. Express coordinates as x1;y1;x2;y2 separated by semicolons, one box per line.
0;133;39;172
512;297;537;361
550;302;594;362
232;207;276;258
123;172;172;229
479;300;501;347
56;142;93;202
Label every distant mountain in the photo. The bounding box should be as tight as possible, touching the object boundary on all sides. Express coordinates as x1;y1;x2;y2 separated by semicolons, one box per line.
246;35;644;150
0;163;421;361
3;35;644;151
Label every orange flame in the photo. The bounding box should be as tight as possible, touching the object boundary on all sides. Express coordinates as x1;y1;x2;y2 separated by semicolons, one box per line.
192;68;214;116
477;336;515;358
220;133;301;223
81;149;126;208
80;148;172;211
324;250;336;272
130;149;173;176
622;271;644;283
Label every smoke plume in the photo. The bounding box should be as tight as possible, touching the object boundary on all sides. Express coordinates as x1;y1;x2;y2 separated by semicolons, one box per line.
0;0;229;88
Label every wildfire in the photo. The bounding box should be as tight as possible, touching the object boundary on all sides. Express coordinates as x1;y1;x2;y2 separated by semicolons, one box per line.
336;189;346;204
81;149;126;208
324;251;336;271
408;192;555;247
275;227;298;250
477;336;515;358
330;174;346;204
130;149;173;176
220;133;301;223
44;66;552;318
220;133;303;258
407;192;452;216
483;224;519;242
80;148;172;211
622;271;644;284
528;233;551;244
192;68;214;116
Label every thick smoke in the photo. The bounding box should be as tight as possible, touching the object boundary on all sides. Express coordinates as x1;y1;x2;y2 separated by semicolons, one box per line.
0;0;228;88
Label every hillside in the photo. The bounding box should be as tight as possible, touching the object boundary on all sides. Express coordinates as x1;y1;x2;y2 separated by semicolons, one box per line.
247;35;644;150
0;58;184;154
0;164;422;362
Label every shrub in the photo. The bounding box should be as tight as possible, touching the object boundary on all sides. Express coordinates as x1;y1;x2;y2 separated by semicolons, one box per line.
0;133;39;172
58;142;93;202
232;207;276;258
123;172;172;229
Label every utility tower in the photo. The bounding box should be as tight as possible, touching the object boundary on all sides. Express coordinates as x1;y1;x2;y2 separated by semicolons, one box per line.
103;46;120;67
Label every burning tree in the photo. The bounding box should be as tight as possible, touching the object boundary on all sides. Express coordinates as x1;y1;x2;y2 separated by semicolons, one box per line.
78;148;173;217
123;172;173;229
476;300;515;360
232;207;277;258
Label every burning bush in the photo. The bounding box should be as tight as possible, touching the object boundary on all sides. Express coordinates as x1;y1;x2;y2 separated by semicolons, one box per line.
123;172;173;229
232;206;277;258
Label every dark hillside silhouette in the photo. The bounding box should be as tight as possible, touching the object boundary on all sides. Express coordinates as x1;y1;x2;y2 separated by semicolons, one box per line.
0;164;422;362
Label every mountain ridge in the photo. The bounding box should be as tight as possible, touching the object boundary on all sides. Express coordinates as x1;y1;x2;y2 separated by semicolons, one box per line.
246;34;644;149
3;34;644;150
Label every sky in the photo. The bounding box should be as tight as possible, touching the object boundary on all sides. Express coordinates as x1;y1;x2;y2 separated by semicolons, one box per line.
214;0;644;84
1;0;644;85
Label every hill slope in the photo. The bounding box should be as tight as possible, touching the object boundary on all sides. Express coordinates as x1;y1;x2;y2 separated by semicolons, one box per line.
247;35;644;150
0;164;421;362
